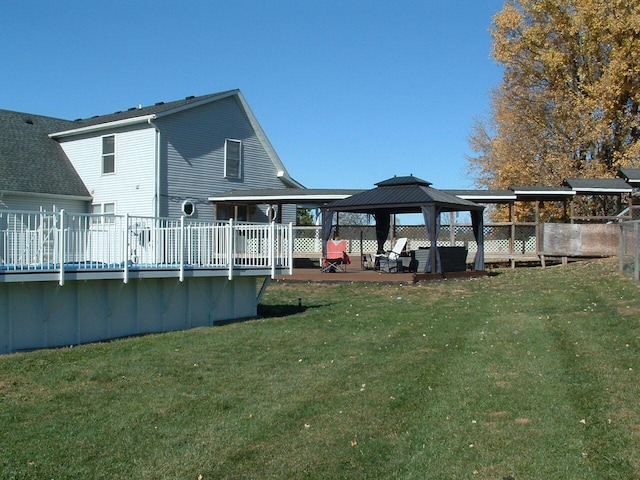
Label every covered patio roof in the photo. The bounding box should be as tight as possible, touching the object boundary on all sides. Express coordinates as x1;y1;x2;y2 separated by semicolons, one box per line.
444;189;517;203
208;188;363;206
563;178;633;194
618;168;640;187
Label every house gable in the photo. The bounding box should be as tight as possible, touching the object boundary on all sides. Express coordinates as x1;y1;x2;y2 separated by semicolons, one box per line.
49;90;302;219
157;94;298;218
2;90;301;219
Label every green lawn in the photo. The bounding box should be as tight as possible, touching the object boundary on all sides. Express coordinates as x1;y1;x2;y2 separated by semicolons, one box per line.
1;259;640;479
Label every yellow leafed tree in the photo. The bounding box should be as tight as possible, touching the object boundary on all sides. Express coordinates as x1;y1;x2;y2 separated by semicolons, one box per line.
468;0;640;220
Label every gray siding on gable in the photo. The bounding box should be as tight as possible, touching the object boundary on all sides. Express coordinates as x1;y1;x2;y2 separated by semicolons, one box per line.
157;96;287;220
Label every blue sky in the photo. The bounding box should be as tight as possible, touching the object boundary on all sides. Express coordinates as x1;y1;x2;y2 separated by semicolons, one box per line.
1;0;504;190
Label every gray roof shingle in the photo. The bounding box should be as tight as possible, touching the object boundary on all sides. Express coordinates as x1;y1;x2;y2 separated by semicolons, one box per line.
0;109;90;197
65;90;238;130
1;90;240;199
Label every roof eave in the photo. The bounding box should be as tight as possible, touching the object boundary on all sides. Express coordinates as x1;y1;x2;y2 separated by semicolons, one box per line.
511;190;576;197
208;194;353;202
153;90;239;119
49;114;157;138
572;188;633;194
0;189;93;202
328;202;483;212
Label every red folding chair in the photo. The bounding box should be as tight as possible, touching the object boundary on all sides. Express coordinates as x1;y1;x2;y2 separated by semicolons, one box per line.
321;240;351;272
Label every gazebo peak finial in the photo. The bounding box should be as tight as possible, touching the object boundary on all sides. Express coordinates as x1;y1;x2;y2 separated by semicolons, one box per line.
374;175;432;187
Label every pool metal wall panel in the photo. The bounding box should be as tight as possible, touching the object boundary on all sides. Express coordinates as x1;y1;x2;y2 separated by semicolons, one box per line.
0;275;260;354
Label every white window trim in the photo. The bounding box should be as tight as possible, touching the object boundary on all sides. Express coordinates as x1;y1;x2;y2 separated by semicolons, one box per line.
101;134;116;175
182;200;196;216
224;139;242;179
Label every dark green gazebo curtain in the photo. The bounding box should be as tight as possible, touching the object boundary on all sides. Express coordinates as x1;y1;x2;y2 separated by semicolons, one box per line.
321;208;334;257
422;206;485;273
373;212;391;254
421;205;442;273
471;209;485;271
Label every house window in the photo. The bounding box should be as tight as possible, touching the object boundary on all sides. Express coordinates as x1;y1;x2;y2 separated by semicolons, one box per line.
224;139;241;179
91;202;116;224
217;204;248;221
182;200;195;216
102;135;115;174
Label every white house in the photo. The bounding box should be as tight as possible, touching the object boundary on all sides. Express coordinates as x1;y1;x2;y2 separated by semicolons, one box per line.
0;90;300;354
1;89;301;220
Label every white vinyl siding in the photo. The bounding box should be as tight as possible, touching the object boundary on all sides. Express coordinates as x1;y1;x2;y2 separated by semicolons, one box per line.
59;124;157;217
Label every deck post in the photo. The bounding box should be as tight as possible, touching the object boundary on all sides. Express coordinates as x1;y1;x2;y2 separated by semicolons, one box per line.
633;222;640;280
288;222;294;276
179;216;185;282
58;209;65;286
228;218;234;280
270;221;276;279
123;213;129;284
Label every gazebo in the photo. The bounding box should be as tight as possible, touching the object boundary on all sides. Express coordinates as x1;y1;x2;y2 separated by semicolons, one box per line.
323;175;486;274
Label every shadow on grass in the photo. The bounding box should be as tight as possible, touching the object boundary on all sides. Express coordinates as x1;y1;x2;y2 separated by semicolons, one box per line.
212;302;328;327
257;301;328;319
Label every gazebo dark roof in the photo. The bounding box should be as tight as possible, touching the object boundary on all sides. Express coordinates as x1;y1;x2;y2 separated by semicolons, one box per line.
326;175;483;214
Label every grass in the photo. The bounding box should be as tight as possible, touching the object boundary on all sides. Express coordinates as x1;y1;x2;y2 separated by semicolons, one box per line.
1;258;640;479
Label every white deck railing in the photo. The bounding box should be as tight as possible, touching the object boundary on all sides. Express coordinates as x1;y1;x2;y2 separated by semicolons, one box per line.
0;209;292;284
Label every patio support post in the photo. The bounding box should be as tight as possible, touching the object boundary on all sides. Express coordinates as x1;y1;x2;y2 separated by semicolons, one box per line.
536;200;541;256
509;203;515;258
